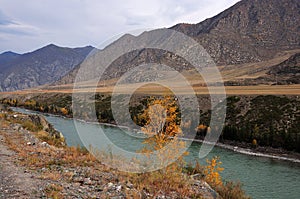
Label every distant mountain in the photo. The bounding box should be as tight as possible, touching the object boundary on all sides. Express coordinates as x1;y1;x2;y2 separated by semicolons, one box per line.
57;0;300;85
0;51;20;69
0;44;94;91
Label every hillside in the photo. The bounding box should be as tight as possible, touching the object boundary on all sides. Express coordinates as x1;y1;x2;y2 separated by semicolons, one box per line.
172;0;300;65
0;44;94;92
0;51;20;67
267;53;300;84
56;0;300;86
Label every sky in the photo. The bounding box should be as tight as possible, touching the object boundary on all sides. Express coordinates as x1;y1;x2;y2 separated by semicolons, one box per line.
0;0;240;54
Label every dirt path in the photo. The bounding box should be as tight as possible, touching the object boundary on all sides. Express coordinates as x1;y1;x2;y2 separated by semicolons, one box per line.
0;134;44;199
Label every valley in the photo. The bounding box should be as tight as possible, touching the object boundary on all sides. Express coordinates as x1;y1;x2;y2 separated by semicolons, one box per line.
1;0;300;198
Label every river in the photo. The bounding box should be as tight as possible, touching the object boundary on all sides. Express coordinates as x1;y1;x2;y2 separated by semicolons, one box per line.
13;107;300;199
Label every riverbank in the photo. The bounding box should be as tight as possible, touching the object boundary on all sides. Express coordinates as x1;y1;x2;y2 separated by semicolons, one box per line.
10;105;300;164
2;93;299;156
190;139;300;164
220;140;300;163
1;105;250;198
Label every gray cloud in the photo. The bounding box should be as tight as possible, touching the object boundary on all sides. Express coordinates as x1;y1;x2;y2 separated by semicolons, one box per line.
0;0;240;53
0;10;15;25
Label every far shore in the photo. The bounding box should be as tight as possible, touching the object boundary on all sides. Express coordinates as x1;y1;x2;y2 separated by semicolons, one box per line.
185;138;300;164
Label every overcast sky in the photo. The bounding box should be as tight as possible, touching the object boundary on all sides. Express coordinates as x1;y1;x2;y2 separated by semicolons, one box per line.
0;0;240;54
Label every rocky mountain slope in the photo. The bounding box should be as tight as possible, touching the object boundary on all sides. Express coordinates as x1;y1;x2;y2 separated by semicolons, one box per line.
0;44;94;91
57;0;300;85
172;0;300;65
0;51;20;67
267;53;300;84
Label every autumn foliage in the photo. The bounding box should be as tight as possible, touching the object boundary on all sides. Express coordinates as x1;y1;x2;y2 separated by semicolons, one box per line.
140;96;182;149
204;156;224;187
133;96;191;195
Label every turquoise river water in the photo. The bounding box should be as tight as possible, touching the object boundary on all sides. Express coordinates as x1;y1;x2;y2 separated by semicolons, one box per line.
13;107;300;199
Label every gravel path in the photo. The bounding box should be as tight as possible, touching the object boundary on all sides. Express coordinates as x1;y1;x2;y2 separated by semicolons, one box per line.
0;134;45;198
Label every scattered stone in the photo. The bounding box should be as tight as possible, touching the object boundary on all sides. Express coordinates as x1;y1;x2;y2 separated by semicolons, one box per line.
40;141;49;148
107;182;114;188
12;124;21;131
116;185;122;192
83;177;92;185
126;182;133;189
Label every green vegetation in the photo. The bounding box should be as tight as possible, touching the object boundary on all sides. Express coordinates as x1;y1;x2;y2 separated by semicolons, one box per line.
1;94;299;152
220;95;300;152
0;95;72;117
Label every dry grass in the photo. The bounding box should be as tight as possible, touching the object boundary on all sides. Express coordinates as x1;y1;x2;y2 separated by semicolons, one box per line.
216;181;251;199
1;83;300;96
2;131;23;153
44;184;64;199
129;169;193;197
41;171;62;181
35;131;65;148
21;120;42;132
0;113;7;119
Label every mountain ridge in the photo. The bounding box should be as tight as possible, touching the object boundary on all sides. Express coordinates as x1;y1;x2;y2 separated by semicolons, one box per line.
171;0;300;65
56;0;300;85
0;44;95;91
1;0;300;91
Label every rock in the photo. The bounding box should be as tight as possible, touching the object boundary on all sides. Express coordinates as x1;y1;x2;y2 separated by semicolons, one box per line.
12;124;21;131
0;104;7;111
107;182;114;188
116;185;122;192
40;142;49;148
193;180;220;199
83;178;92;185
126;182;133;189
73;177;84;184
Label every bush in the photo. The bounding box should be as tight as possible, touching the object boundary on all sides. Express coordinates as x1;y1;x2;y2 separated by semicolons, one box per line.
21;120;42;132
36;131;65;147
216;181;250;199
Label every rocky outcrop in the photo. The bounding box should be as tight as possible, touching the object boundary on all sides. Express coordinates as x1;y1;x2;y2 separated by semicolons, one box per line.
267;53;300;84
28;114;65;142
0;105;66;146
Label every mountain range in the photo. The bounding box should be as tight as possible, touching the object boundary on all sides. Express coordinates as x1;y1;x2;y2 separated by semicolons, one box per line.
0;0;299;91
57;0;300;86
0;44;94;91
